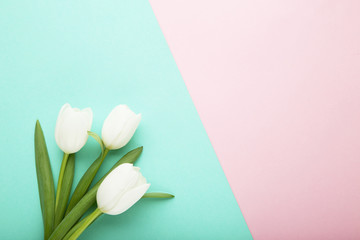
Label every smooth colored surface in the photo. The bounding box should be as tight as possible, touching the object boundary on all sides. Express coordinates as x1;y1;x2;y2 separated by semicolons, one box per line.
149;0;360;239
0;0;252;239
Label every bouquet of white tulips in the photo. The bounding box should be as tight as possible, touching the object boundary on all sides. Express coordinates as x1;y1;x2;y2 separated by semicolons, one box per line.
34;103;174;240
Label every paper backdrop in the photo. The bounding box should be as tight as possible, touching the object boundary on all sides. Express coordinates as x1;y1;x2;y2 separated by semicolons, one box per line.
150;0;360;239
0;0;252;239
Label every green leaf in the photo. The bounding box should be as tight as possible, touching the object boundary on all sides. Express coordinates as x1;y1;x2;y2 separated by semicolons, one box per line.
35;120;55;240
62;212;91;240
63;191;174;240
63;209;103;240
54;153;75;228
65;154;103;215
142;192;175;199
49;147;143;240
65;132;107;215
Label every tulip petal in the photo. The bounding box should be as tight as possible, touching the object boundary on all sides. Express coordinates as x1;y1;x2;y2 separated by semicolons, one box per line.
104;183;150;215
55;104;92;153
111;113;141;149
59;114;89;153
134;174;147;187
55;103;70;146
82;108;93;131
101;105;140;149
102;105;132;148
96;163;140;213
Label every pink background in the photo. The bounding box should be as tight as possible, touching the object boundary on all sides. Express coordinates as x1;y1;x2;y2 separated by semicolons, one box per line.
149;0;360;239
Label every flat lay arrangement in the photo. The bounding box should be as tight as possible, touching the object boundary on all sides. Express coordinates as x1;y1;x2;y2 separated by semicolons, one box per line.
35;104;173;239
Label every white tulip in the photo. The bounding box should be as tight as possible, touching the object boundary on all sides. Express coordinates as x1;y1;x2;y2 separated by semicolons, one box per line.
55;103;93;154
96;163;150;215
101;105;141;150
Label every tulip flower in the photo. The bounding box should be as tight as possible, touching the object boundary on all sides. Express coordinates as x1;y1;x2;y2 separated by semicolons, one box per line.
55;103;93;154
64;105;140;217
54;103;93;213
96;163;150;215
102;105;141;150
67;163;150;239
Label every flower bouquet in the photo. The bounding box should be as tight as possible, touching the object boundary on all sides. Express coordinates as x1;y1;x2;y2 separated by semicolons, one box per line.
34;103;174;240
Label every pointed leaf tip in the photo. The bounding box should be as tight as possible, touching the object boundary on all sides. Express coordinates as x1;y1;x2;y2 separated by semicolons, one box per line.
34;120;55;239
142;192;175;199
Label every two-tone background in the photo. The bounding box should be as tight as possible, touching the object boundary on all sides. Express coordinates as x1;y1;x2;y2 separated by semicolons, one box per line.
1;0;359;239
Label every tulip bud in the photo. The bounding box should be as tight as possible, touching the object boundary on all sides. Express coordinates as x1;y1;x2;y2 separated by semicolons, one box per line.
55;103;93;154
101;105;141;150
96;163;150;215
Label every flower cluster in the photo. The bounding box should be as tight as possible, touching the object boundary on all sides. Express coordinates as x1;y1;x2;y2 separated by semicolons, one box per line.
55;103;141;153
34;103;173;240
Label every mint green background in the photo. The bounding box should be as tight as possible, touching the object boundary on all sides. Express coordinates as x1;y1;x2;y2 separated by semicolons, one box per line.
0;0;252;239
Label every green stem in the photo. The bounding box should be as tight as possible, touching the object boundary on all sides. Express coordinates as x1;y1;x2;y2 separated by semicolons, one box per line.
101;148;110;163
49;147;143;240
55;153;69;210
65;148;110;216
69;208;103;240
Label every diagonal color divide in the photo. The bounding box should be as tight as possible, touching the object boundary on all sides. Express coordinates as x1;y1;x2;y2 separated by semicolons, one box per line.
150;0;360;239
0;0;252;239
